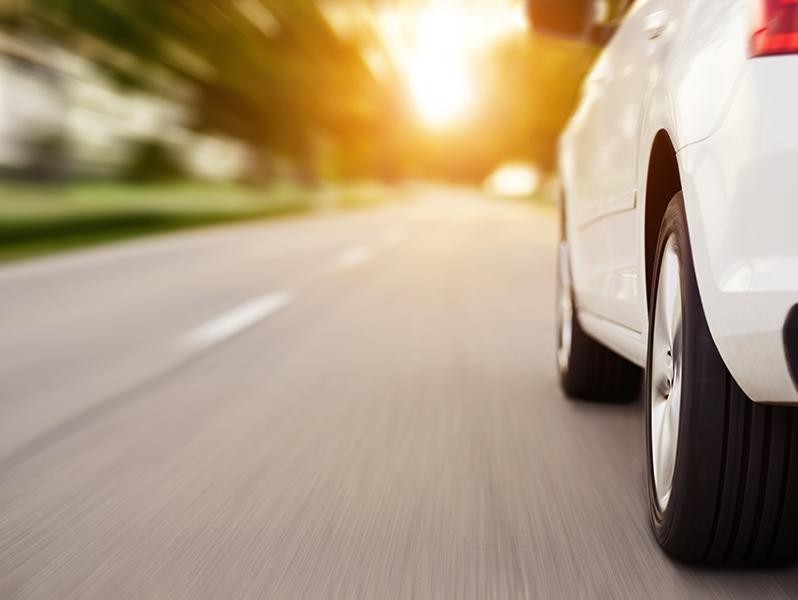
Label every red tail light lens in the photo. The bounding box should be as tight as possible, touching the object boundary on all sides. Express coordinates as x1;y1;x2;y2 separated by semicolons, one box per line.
751;0;798;56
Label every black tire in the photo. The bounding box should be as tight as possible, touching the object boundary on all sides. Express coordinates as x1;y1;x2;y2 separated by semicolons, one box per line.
647;193;798;565
556;241;641;402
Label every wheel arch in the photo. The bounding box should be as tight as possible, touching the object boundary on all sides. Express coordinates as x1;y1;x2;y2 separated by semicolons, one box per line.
643;130;683;306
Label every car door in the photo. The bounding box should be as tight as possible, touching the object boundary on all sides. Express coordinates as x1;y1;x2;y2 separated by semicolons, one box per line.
562;53;614;232
571;0;683;332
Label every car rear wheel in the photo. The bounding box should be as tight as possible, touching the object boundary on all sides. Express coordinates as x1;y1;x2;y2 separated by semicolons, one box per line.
556;239;641;402
647;193;798;564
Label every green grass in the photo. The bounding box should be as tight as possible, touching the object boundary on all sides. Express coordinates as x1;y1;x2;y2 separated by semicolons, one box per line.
0;181;397;262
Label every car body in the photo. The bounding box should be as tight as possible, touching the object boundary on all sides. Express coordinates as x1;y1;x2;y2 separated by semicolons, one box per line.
560;0;798;406
530;0;798;564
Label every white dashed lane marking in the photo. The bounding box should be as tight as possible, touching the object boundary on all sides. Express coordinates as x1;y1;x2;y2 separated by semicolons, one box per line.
184;291;294;347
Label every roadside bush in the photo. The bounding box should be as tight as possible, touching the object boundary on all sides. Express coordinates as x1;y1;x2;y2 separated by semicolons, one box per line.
122;140;185;182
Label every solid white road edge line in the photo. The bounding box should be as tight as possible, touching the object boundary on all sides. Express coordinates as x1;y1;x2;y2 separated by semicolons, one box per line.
184;291;294;347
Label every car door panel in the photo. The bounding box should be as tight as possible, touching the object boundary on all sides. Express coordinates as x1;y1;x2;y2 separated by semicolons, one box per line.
569;0;687;333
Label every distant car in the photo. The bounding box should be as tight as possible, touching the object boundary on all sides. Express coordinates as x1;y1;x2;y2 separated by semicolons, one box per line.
528;0;798;564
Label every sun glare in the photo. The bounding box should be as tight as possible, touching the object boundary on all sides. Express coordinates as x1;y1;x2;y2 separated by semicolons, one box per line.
409;58;473;127
406;23;474;125
405;7;475;127
378;2;524;129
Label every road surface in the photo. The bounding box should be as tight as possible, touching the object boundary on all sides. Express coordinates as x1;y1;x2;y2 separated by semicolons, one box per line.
1;190;796;598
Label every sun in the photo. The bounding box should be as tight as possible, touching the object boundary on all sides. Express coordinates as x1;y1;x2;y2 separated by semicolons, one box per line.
407;46;474;127
376;2;525;128
401;7;476;127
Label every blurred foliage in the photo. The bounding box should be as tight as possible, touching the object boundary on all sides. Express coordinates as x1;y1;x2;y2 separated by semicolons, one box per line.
482;36;596;171
412;35;596;180
6;0;596;182
122;140;185;182
23;0;382;177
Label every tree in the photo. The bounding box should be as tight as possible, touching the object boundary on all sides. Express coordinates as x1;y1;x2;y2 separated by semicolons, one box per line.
24;0;385;179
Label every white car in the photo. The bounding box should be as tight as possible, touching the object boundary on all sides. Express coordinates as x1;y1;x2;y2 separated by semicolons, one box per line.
528;0;798;564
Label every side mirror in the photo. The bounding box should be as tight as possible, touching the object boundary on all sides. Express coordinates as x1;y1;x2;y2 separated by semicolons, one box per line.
526;0;617;45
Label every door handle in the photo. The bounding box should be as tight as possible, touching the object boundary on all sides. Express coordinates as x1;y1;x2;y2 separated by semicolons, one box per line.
643;10;669;40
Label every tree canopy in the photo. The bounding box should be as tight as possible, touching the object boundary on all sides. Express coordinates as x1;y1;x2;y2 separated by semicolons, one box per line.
10;0;596;182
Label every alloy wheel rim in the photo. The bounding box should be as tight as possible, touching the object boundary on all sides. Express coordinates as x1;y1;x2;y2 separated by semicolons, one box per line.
650;236;683;512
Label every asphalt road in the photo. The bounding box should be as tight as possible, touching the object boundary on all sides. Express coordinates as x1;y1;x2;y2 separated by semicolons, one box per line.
1;190;797;599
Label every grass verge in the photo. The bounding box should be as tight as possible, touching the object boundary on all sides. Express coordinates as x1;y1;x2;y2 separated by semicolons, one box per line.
0;181;396;262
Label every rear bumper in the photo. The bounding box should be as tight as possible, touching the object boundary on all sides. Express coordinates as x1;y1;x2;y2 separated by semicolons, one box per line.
679;56;798;405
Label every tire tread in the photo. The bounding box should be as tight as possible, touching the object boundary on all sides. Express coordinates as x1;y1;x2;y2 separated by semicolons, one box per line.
648;194;798;565
559;283;641;402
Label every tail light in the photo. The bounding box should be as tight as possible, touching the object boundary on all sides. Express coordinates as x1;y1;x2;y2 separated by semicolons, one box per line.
751;0;798;56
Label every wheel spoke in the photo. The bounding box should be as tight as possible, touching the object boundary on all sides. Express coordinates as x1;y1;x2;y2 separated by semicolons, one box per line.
661;250;679;344
650;236;683;512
